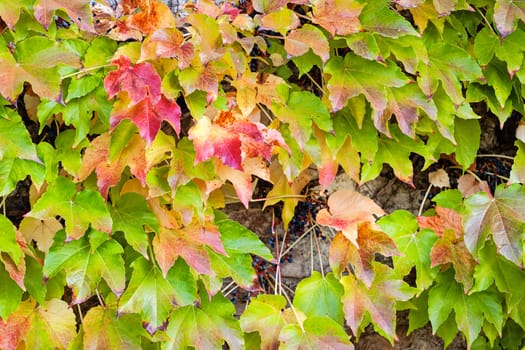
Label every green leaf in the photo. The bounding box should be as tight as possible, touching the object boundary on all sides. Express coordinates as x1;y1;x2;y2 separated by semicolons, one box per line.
55;130;89;177
0;158;45;197
378;210;438;290
510;140;525;184
24;257;47;305
240;294;287;349
279;316;353;349
454;118;481;169
271;90;332;148
495;28;525;76
209;250;257;289
165;258;197;306
118;257;177;334
463;184;525;265
83;37;118;69
261;7;299;35
293;271;344;324
474;28;499;65
82;306;144;349
110;192;159;258
109;119;138;161
292;50;323;77
43;230;125;304
325;53;409;112
0;215;23;264
0;108;39;161
215;215;273;260
428;270;503;347
484;59;513;108
66;75;102;102
359;0;419;38
417;43;482;105
0;262;23;319
27;176;112;240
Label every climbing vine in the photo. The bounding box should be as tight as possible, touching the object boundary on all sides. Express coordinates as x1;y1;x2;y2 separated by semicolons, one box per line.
0;0;525;348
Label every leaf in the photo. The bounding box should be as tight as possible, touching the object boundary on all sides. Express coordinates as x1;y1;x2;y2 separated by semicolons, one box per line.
76;133;149;198
66;75;102;102
240;294;287;349
279;316;354;349
417;206;463;238
43;230;125;303
293;271;344;324
118;257;176;334
214;213;273;260
510;140;525;184
417;43;482;105
153;219;226;276
165;293;243;349
285;24;330;63
495;29;525;77
104;55;161;104
430;229;477;292
378;210;438;290
0;109;39;161
126;0;176;35
0;215;24;265
165;258;197;306
463;184;525;266
140;28;194;69
110;193;159;258
428;271;503;347
454;118;481;169
341;263;416;341
311;0;364;36
0;299;32;350
34;0;94;32
374;84;438;137
19;217;62;254
82;306;143;349
317;189;385;246
359;0;419;38
0;0;31;28
343;223;400;287
0;36;80;101
27;176;112;240
0;158;45;197
0;262;23;320
428;168;450;188
271;90;332;149
261;7;300;35
189;112;287;170
325;53;409;112
493;0;525;37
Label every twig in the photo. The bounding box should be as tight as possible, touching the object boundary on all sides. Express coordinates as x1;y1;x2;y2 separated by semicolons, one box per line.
477;154;515;161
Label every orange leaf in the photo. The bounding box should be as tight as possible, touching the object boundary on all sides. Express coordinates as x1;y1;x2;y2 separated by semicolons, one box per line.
34;0;94;32
311;0;364;36
153;219;226;276
317;189;385;246
77;133;149;198
417;206;462;238
285;24;330;62
140;28;194;69
126;0;176;34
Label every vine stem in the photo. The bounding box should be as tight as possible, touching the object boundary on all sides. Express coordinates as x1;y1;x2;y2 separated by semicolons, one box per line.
250;194;307;202
280;286;306;333
313;227;324;277
281;224;319;257
305;71;325;95
77;304;84;323
95;288;106;307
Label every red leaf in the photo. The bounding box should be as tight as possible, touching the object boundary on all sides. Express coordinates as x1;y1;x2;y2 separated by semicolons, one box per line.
189;111;287;170
104;56;161;104
417;206;463;238
317;189;385;246
0;301;32;350
111;94;181;144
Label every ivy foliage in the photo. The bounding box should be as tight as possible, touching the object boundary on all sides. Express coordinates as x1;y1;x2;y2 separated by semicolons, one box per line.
0;0;525;348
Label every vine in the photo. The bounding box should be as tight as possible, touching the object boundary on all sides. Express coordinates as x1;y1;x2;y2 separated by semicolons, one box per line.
0;0;524;348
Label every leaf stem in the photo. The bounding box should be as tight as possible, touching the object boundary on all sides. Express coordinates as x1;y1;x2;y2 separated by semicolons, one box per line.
95;288;106;307
281;224;319;257
250;194;307;202
305;71;325;95
222;280;238;297
476;154;514;160
77;304;84;323
257;103;274;123
473;6;498;36
280;287;306;333
313;227;324;277
418;184;433;217
61;64;111;79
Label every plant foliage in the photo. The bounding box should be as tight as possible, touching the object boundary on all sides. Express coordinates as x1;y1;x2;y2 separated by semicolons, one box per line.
0;0;525;348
